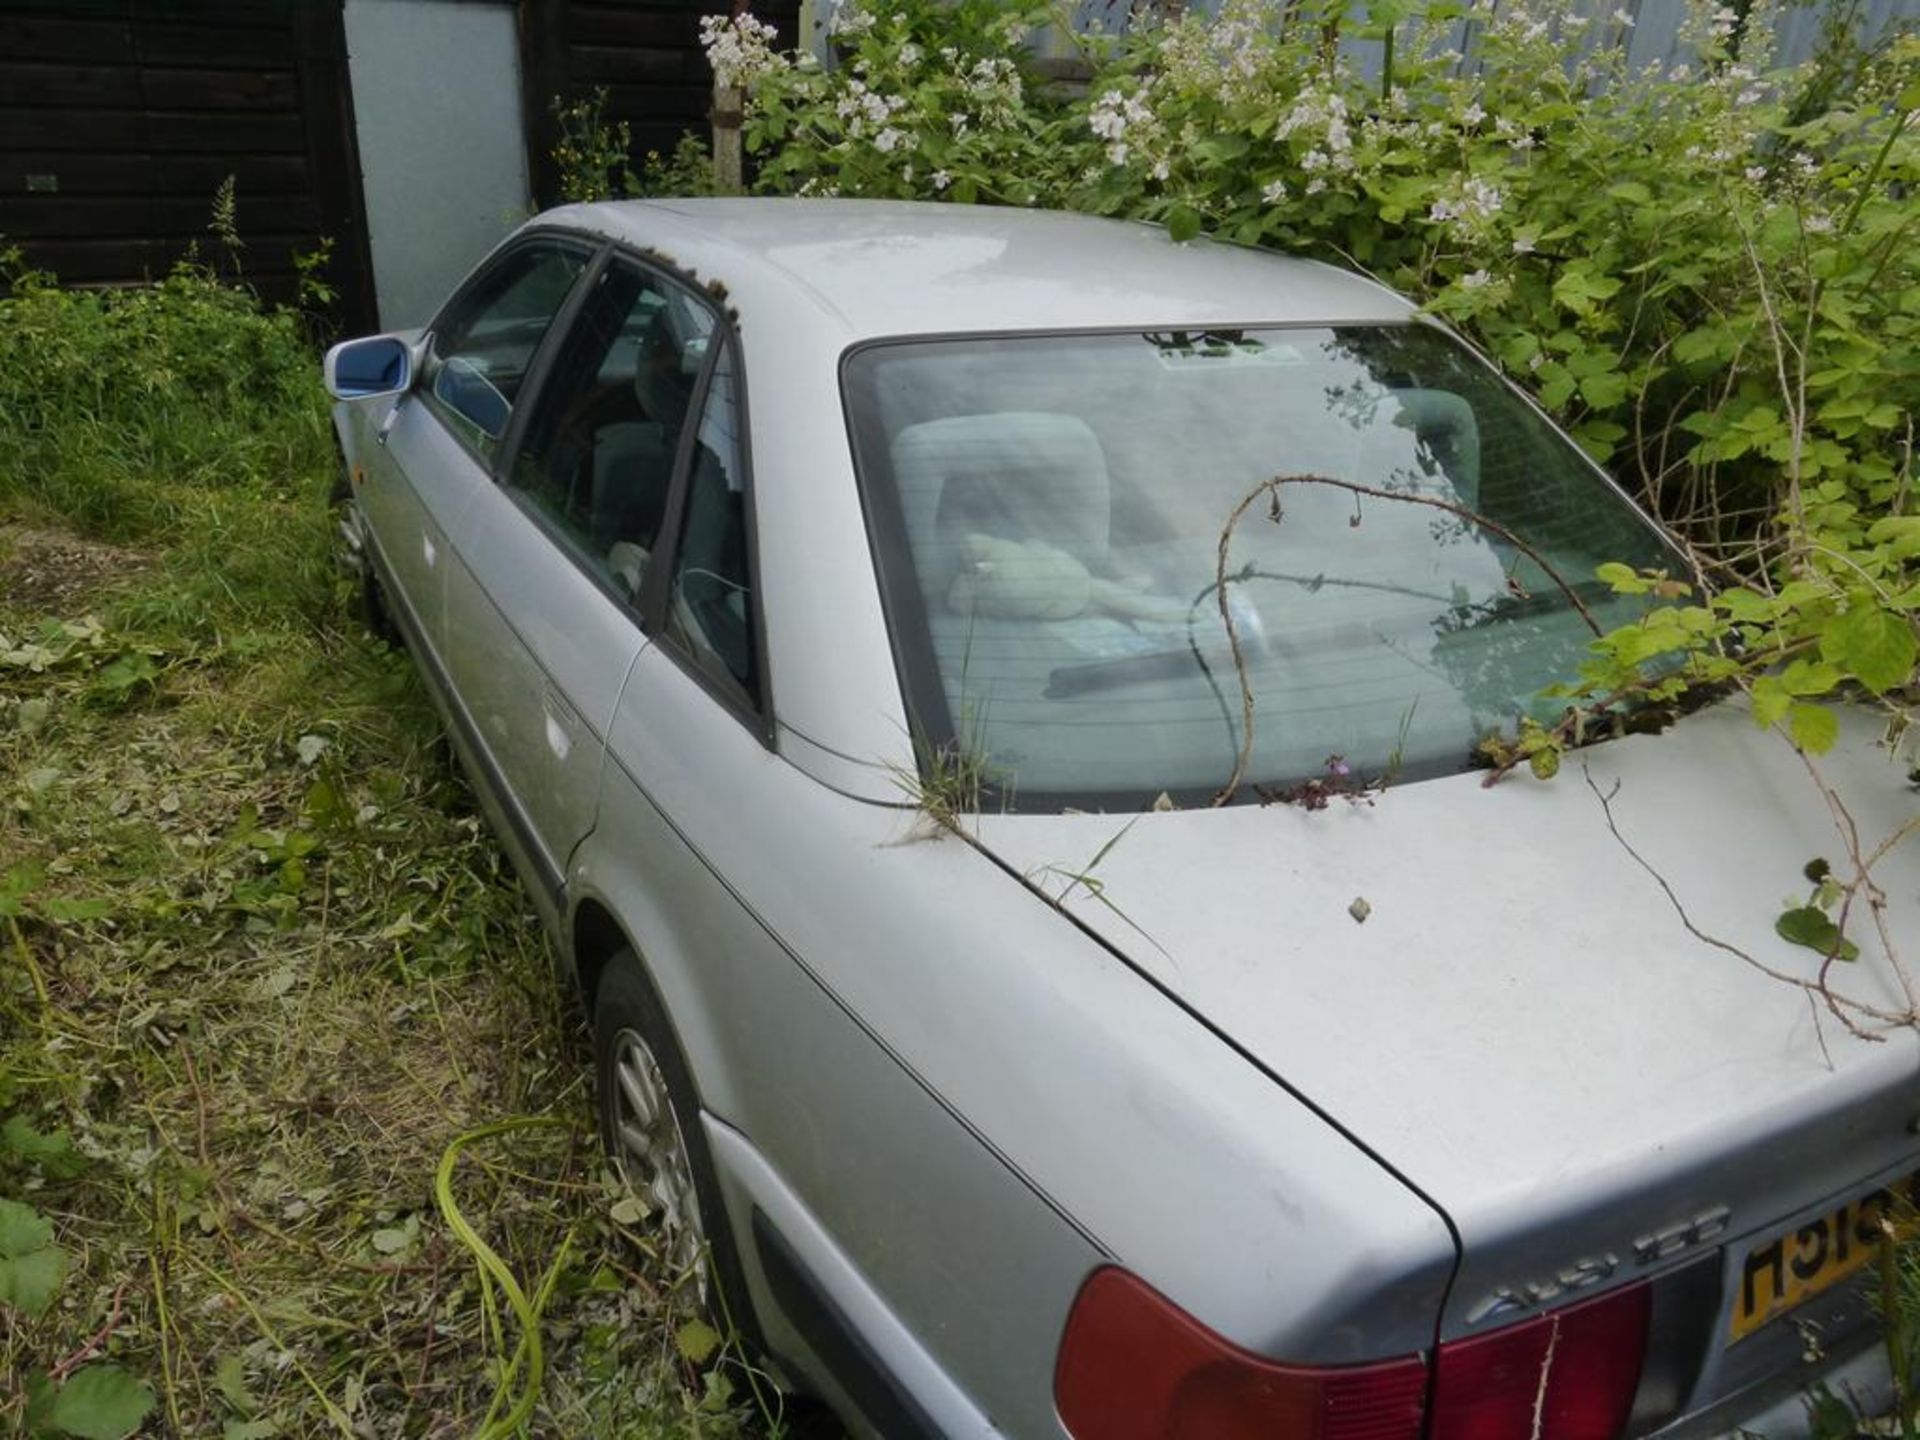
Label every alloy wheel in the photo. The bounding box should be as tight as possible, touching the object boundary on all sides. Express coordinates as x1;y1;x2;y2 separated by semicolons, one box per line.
608;1026;707;1295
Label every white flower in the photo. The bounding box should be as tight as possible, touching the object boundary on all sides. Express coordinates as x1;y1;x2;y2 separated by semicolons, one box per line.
1612;7;1635;26
1745;165;1767;183
873;126;905;153
1262;178;1288;203
700;11;784;89
829;1;874;37
1461;102;1486;126
1806;214;1835;234
1528;351;1545;371
899;43;921;67
931;169;951;191
1305;177;1326;195
1460;269;1493;289
1151;158;1170;182
1429;176;1504;231
1511;234;1537;255
1107;141;1130;167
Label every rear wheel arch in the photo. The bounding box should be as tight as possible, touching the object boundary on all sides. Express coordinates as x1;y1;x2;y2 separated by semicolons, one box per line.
570;894;629;1018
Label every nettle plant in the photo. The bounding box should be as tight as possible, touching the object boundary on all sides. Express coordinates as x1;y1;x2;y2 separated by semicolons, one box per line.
717;0;1919;994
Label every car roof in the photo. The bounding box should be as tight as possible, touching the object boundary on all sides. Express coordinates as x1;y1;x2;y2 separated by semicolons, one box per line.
534;198;1414;342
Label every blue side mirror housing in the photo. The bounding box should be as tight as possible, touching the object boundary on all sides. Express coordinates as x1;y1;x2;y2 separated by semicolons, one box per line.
324;335;413;400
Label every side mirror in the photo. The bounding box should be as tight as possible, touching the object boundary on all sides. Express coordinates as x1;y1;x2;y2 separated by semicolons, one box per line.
324;335;413;400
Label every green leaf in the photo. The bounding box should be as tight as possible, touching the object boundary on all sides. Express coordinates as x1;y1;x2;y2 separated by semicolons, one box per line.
0;1197;52;1258
675;1317;723;1366
0;1243;69;1315
1165;204;1203;244
40;897;111;924
1780;659;1842;697
369;1213;418;1256
1823;605;1916;694
1714;588;1774;623
212;1353;258;1417
1775;906;1860;962
1;1116;83;1179
45;1364;155;1440
1594;562;1647;594
1788;702;1839;754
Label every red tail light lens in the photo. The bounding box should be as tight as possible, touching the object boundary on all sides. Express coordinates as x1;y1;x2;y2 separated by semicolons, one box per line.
1430;1280;1651;1440
1054;1267;1428;1440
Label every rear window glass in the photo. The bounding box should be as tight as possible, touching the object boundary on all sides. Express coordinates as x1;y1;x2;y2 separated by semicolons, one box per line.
843;325;1678;808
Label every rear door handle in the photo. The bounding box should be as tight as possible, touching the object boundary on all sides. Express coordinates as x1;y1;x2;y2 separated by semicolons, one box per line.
542;686;580;762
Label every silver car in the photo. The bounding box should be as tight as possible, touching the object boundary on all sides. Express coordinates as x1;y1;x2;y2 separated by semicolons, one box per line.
323;199;1918;1439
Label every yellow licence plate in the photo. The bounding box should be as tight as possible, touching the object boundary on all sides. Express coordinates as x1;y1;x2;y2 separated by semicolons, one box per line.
1730;1173;1920;1343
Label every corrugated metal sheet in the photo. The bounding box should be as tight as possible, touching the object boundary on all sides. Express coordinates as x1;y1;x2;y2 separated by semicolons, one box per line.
1052;0;1917;81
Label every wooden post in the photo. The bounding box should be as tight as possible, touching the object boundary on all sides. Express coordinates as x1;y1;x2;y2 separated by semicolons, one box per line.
713;83;744;194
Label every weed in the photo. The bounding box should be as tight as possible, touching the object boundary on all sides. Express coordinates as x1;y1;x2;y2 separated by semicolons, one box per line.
0;253;789;1435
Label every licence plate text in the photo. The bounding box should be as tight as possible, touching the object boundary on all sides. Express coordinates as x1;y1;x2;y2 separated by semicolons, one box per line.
1731;1174;1920;1343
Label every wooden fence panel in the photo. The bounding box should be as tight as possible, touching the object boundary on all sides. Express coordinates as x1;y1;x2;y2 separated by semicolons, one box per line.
0;0;374;332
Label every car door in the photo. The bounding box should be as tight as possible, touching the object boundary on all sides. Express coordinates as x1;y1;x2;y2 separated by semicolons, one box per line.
358;237;593;662
442;253;721;903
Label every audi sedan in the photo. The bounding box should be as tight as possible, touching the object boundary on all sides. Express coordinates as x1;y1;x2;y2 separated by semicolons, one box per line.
323;199;1918;1438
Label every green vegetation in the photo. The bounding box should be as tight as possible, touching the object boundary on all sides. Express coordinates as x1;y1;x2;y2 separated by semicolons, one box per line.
0;252;782;1435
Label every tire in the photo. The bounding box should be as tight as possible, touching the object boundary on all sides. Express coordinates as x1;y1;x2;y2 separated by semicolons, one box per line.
593;951;759;1341
328;464;396;643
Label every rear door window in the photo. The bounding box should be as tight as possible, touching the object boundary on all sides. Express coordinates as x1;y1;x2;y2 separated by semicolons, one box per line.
662;340;759;713
508;259;714;602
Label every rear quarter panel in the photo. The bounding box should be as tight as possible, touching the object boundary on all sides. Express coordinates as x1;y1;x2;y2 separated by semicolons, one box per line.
572;645;1458;1434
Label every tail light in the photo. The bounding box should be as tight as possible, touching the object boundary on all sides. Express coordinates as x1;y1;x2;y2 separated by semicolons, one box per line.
1054;1267;1427;1440
1055;1267;1652;1440
1431;1280;1651;1440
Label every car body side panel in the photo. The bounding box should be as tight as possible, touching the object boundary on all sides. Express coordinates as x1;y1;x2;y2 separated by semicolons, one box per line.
705;1116;1002;1440
575;645;1457;1434
356;391;487;658
440;479;645;887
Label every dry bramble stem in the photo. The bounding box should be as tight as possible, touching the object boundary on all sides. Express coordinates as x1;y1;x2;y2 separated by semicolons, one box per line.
1209;472;1599;806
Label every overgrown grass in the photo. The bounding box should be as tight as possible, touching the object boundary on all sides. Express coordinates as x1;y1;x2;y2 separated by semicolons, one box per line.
0;261;789;1437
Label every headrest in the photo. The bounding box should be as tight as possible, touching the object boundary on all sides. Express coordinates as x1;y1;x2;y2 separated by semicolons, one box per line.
632;309;701;428
890;412;1112;593
1382;388;1480;506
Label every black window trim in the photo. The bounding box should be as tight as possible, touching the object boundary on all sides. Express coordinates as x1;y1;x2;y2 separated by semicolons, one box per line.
486;226;775;749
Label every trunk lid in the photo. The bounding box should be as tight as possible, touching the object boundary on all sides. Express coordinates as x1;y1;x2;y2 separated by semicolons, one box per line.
972;701;1920;1403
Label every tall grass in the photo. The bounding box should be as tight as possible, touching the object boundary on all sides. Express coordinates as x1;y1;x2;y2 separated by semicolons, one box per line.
0;245;336;632
0;255;786;1436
